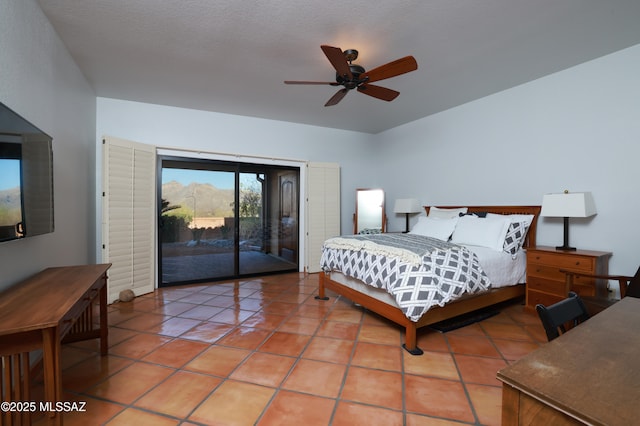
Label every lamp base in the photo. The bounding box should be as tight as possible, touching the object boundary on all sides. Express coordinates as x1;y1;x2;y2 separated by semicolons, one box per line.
556;217;576;251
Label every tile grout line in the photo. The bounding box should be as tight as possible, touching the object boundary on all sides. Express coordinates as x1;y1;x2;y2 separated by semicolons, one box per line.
56;273;544;424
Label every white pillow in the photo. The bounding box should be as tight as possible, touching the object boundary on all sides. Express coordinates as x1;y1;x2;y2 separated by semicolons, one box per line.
486;213;534;227
409;216;459;241
451;214;512;251
428;207;468;219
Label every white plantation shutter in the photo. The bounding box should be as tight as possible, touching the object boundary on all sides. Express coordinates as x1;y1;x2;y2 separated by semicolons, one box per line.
306;162;340;273
102;136;156;303
21;134;54;236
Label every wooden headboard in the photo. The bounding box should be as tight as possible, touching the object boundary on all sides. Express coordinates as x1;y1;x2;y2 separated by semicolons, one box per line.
423;205;542;248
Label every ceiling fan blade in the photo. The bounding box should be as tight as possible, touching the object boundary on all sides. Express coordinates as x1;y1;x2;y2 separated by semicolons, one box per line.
357;84;400;102
321;45;353;80
361;56;418;83
284;80;339;85
325;88;349;107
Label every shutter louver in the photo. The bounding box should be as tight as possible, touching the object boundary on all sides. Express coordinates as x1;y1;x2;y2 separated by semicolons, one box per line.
306;162;340;273
103;137;156;303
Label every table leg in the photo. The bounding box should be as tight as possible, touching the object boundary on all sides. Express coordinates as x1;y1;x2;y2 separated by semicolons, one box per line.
501;383;520;425
99;276;108;355
42;327;63;425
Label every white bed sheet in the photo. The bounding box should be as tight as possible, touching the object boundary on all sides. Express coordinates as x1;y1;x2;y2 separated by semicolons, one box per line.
329;271;397;306
462;245;527;288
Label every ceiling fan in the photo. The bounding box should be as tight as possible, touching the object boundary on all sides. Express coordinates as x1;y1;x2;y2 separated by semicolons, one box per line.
284;45;418;107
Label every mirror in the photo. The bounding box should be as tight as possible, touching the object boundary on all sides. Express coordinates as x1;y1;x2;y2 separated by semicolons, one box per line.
354;188;386;234
0;102;54;242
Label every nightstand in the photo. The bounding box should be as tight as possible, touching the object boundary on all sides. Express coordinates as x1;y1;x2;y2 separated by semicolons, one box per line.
525;246;612;312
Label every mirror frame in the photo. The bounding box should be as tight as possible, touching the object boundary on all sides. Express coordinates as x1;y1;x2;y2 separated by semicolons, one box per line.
0;102;54;242
353;188;386;234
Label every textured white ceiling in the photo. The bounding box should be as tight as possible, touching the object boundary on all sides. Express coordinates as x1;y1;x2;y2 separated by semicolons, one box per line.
37;0;640;134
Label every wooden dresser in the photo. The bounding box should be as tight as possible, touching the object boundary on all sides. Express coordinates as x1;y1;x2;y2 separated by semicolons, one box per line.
525;246;611;311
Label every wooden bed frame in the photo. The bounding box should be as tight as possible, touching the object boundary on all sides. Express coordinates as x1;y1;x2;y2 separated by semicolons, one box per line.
317;205;541;355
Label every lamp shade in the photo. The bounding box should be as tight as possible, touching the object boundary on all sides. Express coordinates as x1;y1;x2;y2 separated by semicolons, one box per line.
541;192;596;218
393;198;421;214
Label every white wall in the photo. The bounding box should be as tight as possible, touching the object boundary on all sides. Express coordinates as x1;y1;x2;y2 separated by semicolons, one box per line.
0;0;97;290
95;98;375;246
375;44;640;277
97;44;640;279
4;0;637;291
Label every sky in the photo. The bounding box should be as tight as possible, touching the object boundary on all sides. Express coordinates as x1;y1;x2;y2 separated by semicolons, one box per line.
161;168;261;190
162;168;235;189
0;159;20;190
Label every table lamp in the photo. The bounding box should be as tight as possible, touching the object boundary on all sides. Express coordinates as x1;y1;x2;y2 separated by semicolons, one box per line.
393;198;422;233
541;190;596;251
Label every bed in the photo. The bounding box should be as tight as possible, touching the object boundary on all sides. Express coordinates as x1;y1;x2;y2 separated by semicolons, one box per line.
317;205;541;355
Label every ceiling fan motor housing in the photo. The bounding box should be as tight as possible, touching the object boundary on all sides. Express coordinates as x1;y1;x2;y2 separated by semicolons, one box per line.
336;64;365;88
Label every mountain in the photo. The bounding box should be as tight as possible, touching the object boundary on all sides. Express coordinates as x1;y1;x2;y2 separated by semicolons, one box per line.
161;181;234;217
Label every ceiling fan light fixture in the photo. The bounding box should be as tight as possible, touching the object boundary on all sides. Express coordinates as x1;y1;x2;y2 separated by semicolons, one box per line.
343;49;359;62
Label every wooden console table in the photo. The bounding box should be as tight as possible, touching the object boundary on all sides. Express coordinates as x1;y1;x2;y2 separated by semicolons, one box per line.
0;264;111;425
497;296;640;425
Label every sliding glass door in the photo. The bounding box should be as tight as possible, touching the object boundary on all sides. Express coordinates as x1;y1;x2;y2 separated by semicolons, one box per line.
159;158;298;286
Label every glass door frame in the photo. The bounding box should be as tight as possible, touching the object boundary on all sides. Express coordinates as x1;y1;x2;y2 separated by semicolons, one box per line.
157;155;300;286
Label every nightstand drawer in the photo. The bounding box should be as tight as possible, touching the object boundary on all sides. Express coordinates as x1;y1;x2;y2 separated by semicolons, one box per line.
528;265;597;286
527;264;567;281
527;276;566;296
569;283;596;297
528;252;594;272
527;290;563;308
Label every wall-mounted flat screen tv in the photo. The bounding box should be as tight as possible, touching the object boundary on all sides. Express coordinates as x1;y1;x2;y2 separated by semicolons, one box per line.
0;102;54;242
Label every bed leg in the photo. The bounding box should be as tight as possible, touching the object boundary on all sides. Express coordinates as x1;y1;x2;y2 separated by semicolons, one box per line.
402;324;423;355
315;272;330;301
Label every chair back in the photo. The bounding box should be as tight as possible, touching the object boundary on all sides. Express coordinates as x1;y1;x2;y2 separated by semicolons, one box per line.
536;292;590;341
624;266;640;298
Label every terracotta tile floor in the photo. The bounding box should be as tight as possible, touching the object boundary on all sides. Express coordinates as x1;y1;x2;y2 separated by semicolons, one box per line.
32;272;548;425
